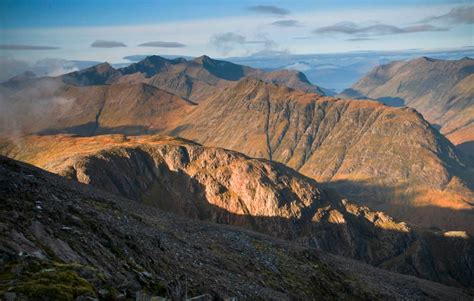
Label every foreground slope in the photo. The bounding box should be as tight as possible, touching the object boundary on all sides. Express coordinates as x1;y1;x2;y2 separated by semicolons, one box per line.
170;78;474;233
339;57;474;153
4;156;473;299
2;134;473;288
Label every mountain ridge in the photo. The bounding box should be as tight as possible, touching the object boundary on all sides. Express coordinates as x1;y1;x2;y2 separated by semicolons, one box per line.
338;56;474;154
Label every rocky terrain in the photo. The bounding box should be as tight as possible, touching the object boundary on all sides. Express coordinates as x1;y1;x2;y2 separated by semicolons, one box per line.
1;57;473;234
169;77;474;233
1;53;474;298
339;57;474;154
2;155;473;300
2;134;473;289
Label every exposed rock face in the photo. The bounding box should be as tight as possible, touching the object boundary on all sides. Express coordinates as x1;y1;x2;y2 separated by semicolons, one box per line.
3;134;473;288
170;78;474;233
3;155;472;300
339;57;474;154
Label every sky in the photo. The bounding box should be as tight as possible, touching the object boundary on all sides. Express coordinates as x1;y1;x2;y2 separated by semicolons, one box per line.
0;0;472;64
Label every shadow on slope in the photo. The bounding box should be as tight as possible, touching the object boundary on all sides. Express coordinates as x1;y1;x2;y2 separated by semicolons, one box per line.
457;141;474;158
60;148;474;288
37;123;161;136
321;179;474;235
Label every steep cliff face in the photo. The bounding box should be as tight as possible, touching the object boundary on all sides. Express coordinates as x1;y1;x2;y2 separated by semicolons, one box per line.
171;78;474;232
339;57;474;153
3;134;473;288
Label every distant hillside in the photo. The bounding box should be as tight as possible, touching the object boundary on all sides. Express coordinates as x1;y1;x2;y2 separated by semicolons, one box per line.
339;57;474;154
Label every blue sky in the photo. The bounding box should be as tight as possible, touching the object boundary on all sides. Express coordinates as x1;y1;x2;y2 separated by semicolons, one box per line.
0;0;472;62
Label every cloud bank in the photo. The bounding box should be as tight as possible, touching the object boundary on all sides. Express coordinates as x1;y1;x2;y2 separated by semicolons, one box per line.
271;20;301;27
424;6;474;24
247;5;289;15
90;40;126;48
0;44;59;50
314;22;449;36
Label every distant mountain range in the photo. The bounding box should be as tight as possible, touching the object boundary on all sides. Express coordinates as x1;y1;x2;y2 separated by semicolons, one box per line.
1;55;472;233
227;47;474;92
339;57;474;155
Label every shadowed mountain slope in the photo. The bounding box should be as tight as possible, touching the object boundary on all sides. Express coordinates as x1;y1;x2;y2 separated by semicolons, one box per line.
2;134;473;288
339;57;474;154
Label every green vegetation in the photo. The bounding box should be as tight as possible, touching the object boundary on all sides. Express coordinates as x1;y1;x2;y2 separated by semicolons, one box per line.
1;260;96;301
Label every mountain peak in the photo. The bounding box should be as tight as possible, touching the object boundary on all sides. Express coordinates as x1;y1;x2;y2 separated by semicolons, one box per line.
193;55;212;64
92;62;115;73
60;61;120;86
416;56;437;63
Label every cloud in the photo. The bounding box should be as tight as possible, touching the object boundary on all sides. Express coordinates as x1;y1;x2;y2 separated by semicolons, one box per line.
138;41;186;48
247;5;289;15
271;20;301;27
90;40;126;48
0;44;59;50
0;57;30;82
210;32;277;55
423;6;474;24
0;57;101;82
313;22;449;36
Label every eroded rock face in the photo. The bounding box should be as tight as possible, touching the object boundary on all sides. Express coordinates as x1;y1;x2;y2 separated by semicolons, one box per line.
5;135;472;287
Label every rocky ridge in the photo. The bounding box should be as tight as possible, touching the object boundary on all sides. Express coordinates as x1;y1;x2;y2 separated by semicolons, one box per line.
2;134;473;288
